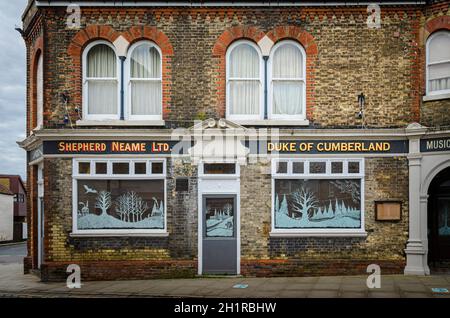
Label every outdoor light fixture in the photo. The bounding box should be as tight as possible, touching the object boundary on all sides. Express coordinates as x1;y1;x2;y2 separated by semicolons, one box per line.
356;93;366;128
61;91;70;104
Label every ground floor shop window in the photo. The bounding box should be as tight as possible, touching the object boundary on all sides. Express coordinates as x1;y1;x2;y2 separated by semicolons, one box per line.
272;159;365;235
72;159;166;234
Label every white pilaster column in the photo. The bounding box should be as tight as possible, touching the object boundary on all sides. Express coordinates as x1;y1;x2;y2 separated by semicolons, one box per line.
404;123;429;275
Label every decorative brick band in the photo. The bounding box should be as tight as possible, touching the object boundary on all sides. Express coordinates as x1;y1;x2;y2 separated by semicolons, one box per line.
67;25;174;120
212;25;318;120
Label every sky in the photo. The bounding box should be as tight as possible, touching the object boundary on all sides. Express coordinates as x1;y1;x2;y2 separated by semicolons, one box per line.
0;0;28;180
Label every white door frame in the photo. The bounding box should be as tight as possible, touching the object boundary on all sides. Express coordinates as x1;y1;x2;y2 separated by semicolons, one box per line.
37;163;44;269
197;162;241;275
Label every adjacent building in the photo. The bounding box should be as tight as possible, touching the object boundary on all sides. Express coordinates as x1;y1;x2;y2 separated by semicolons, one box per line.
19;0;450;281
0;175;27;242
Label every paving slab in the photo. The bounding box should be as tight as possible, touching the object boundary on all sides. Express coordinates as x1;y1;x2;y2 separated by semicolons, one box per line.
313;283;341;291
368;292;400;298
307;290;339;298
340;291;367;298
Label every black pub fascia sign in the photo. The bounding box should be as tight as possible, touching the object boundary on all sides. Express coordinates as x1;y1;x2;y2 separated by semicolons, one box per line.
420;137;450;153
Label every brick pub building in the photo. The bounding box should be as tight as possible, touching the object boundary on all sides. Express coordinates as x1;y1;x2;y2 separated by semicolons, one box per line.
19;0;450;281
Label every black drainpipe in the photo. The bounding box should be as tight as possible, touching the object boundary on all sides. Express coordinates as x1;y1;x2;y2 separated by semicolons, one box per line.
119;56;126;120
263;56;269;120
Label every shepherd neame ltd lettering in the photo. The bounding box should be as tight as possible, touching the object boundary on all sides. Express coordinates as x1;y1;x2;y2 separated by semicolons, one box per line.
45;141;176;154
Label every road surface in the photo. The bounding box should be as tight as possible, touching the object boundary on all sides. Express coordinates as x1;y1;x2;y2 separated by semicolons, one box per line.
0;242;26;264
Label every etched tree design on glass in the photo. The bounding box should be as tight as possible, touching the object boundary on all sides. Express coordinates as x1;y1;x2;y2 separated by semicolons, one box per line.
115;191;149;222
291;187;318;225
95;191;111;216
274;179;362;229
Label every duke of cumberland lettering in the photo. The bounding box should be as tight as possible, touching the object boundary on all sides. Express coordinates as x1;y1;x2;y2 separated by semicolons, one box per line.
266;140;406;154
45;141;175;155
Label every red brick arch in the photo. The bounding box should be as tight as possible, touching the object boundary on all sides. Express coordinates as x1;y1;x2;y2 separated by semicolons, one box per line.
425;15;450;35
67;25;174;119
212;25;318;120
212;26;266;117
67;25;120;111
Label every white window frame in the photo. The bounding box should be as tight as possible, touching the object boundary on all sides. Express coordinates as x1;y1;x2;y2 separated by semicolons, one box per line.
82;40;121;121
72;158;167;236
226;40;264;121
268;40;307;120
271;158;366;237
125;41;163;121
198;161;240;179
36;52;44;130
426;30;450;97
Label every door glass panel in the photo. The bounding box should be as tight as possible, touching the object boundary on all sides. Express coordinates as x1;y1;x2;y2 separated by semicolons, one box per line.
205;197;234;237
438;198;450;236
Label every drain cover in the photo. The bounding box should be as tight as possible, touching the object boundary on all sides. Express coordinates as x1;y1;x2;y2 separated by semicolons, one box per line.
233;284;249;289
431;288;449;293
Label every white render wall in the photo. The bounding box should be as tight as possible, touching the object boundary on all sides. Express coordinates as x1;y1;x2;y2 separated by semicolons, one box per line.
0;193;14;242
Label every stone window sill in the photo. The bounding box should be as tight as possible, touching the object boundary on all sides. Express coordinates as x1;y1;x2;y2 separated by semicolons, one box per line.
70;232;169;238
269;231;367;238
232;119;310;126
76;120;165;127
423;93;450;102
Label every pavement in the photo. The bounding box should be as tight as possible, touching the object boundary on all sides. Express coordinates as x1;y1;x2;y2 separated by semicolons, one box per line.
0;243;450;298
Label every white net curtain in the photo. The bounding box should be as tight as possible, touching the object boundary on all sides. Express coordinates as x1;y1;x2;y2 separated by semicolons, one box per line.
130;44;162;116
86;44;118;115
428;31;450;93
271;43;304;116
228;43;261;115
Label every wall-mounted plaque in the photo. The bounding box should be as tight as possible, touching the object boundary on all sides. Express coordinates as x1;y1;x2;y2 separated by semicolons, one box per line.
375;201;402;221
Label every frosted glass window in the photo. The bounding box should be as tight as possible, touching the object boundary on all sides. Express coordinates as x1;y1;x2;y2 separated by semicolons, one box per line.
274;179;362;229
76;180;165;230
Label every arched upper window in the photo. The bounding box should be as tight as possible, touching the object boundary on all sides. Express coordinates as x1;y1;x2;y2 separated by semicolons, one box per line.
226;41;263;120
269;40;306;119
127;41;162;120
427;31;450;96
83;41;119;120
36;52;43;129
